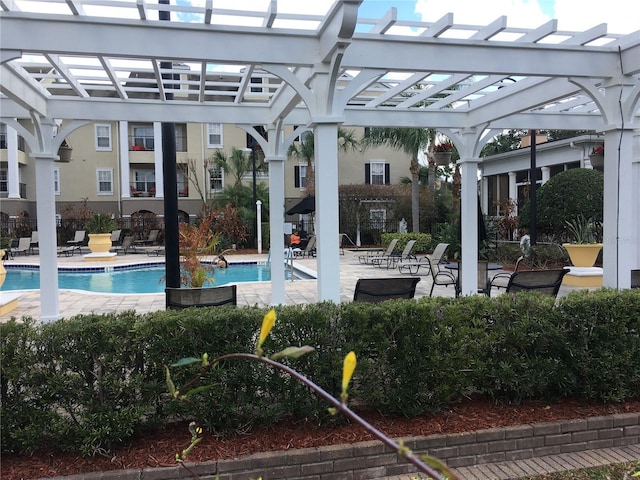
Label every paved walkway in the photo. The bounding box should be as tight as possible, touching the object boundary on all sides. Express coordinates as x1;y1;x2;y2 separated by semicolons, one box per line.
1;248;586;321
384;444;640;479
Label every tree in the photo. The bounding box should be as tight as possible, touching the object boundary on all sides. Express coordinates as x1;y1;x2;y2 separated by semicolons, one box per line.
362;128;436;233
286;128;359;193
211;147;253;187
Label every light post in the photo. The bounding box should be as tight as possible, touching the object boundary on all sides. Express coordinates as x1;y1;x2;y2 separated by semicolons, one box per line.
242;147;258;249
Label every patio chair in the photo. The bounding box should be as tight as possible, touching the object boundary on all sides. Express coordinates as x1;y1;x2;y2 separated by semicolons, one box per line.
29;231;39;254
67;230;86;252
372;239;417;269
111;235;134;255
13;237;31;256
398;242;449;275
490;255;525;291
359;238;398;265
110;229;122;246
134;229;160;246
166;285;237;310
57;245;76;257
353;277;421;303
427;256;457;297
505;268;570;298
630;269;639;288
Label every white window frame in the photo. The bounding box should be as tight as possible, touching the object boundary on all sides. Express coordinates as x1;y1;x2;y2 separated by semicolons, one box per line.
370;208;387;232
95;123;112;151
53;167;60;195
298;163;307;190
370;160;385;185
207;123;223;148
208;165;224;193
96;168;114;195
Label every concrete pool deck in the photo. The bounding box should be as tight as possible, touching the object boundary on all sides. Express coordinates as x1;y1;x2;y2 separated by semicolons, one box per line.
1;248;588;322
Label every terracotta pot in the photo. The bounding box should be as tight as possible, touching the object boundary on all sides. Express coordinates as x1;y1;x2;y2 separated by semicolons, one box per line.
563;243;603;267
88;233;113;254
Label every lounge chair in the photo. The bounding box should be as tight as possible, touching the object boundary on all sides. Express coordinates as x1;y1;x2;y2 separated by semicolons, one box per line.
13;237;31;256
426;256;457;297
398;242;449;275
166;285;237;310
505;268;570;298
292;235;316;258
146;246;165;257
358;238;399;265
57;245;76;257
111;235;134;255
110;229;122;246
372;239;417;269
67;230;86;252
134;229;160;246
353;277;421;303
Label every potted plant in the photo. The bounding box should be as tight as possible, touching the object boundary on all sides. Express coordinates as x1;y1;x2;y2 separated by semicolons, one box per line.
563;214;603;267
589;143;604;169
86;213;118;254
433;140;453;165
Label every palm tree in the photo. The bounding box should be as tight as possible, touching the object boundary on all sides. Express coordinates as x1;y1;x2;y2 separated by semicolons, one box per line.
211;147;252;186
362;128;436;233
287;128;359;193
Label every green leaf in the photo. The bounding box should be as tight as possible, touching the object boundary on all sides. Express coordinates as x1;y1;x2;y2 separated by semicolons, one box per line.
165;366;176;397
171;357;202;367
182;385;215;398
270;345;315;360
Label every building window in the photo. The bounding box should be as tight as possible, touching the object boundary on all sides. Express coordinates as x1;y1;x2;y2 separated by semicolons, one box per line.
0;169;7;192
294;164;307;189
0;124;6;149
54;168;60;195
96;168;113;195
134;170;155;195
365;161;390;185
208;165;223;192
131;124;154;150
370;209;387;231
207;123;223;148
175;124;187;152
95;124;112;151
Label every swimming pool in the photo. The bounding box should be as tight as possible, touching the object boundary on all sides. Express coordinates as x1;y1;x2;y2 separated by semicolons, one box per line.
1;263;295;294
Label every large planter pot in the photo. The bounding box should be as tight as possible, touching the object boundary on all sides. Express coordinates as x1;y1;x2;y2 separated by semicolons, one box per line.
433;151;452;166
563;243;603;267
88;233;113;254
57;145;72;163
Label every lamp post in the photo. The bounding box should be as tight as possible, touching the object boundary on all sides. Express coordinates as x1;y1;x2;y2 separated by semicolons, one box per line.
242;147;258;249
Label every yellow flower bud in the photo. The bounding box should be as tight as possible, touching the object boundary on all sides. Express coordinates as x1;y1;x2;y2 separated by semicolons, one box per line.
341;351;357;397
257;309;276;355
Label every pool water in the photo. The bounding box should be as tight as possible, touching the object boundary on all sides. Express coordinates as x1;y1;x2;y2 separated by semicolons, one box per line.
1;264;277;294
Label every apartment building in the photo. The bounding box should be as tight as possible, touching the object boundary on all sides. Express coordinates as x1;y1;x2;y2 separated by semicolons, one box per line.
0;121;409;229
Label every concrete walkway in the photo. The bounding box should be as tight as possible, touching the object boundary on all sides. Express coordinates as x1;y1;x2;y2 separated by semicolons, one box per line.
1;248;586;321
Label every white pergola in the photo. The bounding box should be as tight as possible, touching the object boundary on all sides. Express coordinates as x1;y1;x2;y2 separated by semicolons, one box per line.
1;0;639;321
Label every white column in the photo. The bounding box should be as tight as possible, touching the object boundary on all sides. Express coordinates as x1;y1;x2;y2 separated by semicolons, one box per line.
119;121;131;198
541;166;551;185
7;125;20;198
32;120;60;322
153;122;164;198
314;121;341;303
458;158;480;296
603;129;637;288
267;155;286;305
508;171;517;214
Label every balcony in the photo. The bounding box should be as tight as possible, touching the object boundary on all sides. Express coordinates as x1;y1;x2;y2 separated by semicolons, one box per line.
130;182;156;197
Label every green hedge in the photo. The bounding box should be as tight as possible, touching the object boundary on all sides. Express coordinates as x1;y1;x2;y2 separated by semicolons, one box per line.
381;232;432;253
2;288;639;455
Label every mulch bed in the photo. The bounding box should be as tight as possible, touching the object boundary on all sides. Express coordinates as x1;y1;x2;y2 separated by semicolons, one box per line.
3;396;640;480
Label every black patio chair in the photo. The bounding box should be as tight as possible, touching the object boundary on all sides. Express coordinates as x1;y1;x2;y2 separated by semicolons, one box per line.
353;277;421;303
505;268;570;298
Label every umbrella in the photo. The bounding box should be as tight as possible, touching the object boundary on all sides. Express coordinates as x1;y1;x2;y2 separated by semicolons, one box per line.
286;195;315;215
